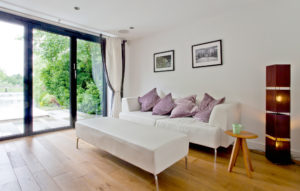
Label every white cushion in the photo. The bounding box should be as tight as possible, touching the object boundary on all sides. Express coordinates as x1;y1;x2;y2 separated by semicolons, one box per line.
119;111;168;126
121;97;140;112
156;117;221;149
76;118;189;175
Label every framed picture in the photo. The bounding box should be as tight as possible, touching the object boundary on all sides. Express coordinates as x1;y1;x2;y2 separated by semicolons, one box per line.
192;40;222;68
153;50;175;72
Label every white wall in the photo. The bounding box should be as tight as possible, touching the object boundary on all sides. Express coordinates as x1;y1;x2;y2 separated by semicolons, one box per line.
124;1;300;159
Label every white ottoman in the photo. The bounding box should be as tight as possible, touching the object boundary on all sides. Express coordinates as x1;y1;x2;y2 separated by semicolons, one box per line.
76;117;189;190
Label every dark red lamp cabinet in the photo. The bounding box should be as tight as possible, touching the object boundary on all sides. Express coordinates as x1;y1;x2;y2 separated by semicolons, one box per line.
265;65;291;164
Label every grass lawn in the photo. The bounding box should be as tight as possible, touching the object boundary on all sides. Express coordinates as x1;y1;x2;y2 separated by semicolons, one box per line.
0;87;23;92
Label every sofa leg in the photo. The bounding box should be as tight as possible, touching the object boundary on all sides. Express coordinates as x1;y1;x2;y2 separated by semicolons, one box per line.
76;137;79;149
154;174;159;191
214;148;217;162
185;156;188;169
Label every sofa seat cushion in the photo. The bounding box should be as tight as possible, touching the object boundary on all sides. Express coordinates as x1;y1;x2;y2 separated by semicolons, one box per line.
119;111;169;126
156;117;221;148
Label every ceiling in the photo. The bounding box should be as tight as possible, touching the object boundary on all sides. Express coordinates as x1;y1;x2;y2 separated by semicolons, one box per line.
0;0;262;40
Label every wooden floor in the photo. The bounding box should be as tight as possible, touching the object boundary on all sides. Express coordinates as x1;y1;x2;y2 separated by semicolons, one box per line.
0;129;299;191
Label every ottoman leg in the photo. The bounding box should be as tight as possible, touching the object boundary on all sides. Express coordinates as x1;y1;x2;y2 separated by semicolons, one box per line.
154;174;159;191
76;137;79;149
214;148;217;162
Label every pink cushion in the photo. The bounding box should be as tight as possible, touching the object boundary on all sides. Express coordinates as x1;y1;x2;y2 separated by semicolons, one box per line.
170;95;198;118
198;93;215;111
194;93;225;123
138;88;160;112
175;95;197;104
152;93;175;115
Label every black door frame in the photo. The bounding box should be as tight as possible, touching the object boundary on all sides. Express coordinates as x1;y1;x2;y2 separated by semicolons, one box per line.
0;11;107;141
70;37;77;128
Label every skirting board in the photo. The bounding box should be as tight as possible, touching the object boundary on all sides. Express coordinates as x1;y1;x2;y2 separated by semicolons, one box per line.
246;140;300;161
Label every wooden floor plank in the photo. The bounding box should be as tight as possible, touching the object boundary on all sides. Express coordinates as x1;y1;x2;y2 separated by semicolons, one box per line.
14;140;45;174
53;171;92;191
33;170;61;191
80;161;129;191
49;131;120;174
23;137;69;177
0;180;21;191
0;145;21;191
14;166;40;191
0;129;299;191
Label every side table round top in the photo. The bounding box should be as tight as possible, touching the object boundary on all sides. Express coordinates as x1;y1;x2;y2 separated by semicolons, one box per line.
225;130;258;139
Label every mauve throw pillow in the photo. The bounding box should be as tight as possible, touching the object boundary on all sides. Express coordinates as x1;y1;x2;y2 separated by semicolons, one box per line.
175;95;197;104
170;95;198;118
198;93;215;111
194;94;225;123
152;93;175;115
138;88;160;112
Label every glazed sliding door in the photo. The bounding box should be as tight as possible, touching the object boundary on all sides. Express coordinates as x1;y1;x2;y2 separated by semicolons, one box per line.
32;29;70;132
0;20;25;138
0;10;107;140
76;39;104;120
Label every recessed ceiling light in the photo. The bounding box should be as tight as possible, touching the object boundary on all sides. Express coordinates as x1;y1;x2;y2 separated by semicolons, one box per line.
129;27;134;30
118;30;129;34
74;6;80;11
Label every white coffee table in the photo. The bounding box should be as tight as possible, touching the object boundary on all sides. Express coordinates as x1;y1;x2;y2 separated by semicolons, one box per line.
76;117;189;191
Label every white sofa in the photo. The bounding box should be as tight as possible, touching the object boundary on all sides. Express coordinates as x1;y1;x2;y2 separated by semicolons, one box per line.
119;97;241;157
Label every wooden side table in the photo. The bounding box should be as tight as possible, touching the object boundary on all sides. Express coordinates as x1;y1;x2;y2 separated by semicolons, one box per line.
225;130;258;178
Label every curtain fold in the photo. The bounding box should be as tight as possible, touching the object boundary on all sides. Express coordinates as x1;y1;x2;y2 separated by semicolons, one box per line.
104;37;124;118
100;38;108;116
90;42;103;115
121;41;126;98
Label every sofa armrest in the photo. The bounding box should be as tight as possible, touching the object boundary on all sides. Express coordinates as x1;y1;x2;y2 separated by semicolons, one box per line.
122;97;140;112
209;103;241;132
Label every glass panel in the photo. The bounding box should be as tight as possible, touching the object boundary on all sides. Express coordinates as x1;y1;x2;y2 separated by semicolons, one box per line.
0;21;25;138
32;29;70;131
77;39;103;120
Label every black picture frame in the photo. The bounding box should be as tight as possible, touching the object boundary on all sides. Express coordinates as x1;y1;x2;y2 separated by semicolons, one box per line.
192;40;222;68
153;50;175;72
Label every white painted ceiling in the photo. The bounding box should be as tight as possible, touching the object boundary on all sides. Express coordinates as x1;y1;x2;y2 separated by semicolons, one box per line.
0;0;262;40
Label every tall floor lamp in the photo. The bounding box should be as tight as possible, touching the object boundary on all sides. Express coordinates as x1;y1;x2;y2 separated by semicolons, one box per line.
266;64;291;164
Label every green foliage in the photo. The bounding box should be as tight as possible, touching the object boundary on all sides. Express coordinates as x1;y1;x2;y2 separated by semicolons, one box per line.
0;69;6;81
0;69;23;92
33;30;102;114
0;69;23;86
7;74;22;85
77;81;101;114
40;93;59;107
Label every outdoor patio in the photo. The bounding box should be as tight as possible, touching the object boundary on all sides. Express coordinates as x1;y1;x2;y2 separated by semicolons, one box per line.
0;92;98;138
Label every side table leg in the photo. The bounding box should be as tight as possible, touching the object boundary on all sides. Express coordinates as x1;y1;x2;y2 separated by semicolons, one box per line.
228;138;241;172
232;141;240;167
244;140;253;171
242;139;252;178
